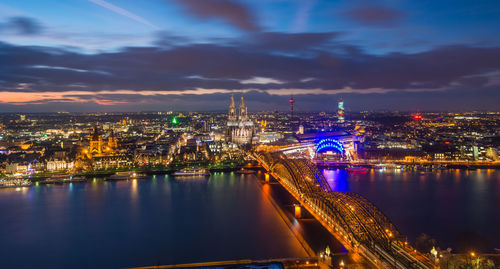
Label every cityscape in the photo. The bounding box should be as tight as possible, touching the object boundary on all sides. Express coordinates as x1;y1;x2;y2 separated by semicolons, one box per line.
1;1;499;269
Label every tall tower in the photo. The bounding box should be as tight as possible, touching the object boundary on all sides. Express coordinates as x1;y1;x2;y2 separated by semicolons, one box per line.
89;127;103;155
238;92;248;121
227;92;238;142
107;130;118;150
289;96;295;119
228;92;237;122
337;97;345;123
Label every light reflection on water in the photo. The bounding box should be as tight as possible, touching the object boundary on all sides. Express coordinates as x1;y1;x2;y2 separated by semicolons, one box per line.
0;174;308;268
322;168;500;252
322;169;350;191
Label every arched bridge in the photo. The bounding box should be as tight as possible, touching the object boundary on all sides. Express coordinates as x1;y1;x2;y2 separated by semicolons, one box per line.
254;151;434;269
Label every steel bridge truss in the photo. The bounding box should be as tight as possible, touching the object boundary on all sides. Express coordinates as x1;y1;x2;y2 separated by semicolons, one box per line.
254;152;434;269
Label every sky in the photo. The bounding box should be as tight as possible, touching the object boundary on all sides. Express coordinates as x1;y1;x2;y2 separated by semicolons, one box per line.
1;0;500;112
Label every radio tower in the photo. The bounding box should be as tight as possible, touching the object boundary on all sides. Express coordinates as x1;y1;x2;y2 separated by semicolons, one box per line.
289;96;295;119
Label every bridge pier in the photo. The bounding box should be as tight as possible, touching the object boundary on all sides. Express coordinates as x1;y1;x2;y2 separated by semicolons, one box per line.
294;204;302;219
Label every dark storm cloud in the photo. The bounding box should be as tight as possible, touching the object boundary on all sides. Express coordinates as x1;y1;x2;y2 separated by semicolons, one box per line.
343;6;406;26
2;31;500;112
172;0;260;31
1;16;43;35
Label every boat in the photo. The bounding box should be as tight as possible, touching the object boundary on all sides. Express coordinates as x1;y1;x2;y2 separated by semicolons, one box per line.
70;175;88;181
173;168;210;177
43;174;87;184
346;166;368;173
235;168;255;174
0;178;32;188
373;163;387;170
373;163;399;170
107;171;146;181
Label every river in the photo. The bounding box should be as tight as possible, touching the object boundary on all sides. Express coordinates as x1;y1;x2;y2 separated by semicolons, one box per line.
0;173;308;268
323;168;500;253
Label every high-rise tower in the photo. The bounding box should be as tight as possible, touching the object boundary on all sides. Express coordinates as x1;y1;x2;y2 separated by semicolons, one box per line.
337;97;345;123
289;96;295;119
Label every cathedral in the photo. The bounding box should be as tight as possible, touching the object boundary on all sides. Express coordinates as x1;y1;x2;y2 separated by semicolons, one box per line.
77;127;123;169
227;92;254;144
88;128;117;156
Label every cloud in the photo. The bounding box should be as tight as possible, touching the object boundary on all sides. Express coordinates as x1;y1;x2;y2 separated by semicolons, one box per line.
240;77;285;85
1;35;500;111
173;0;259;31
343;6;406;27
1;16;42;35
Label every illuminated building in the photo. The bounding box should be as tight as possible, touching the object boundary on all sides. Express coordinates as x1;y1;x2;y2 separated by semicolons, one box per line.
298;125;304;134
226;92;254;144
337;98;344;123
88;128;117;155
78;127;124;169
46;160;74;171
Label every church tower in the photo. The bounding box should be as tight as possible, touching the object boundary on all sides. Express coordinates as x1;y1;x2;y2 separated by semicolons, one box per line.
228;92;237;122
238;92;248;121
226;91;254;144
108;130;118;150
89;127;102;155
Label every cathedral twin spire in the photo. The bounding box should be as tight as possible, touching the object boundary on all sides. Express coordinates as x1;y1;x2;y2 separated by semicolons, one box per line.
228;92;237;121
228;91;247;122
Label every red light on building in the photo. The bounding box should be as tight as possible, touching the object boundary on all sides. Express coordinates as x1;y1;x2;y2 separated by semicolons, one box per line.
413;114;422;120
444;141;450;145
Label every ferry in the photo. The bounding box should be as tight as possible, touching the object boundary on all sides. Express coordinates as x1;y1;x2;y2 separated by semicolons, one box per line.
0;178;32;188
235;168;256;174
107;171;146;181
43;176;87;184
346;166;369;174
173;168;210;177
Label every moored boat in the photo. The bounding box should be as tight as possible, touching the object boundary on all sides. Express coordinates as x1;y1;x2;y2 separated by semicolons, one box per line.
0;178;32;188
173;168;210;177
346;166;369;173
235;168;255;174
107;171;146;180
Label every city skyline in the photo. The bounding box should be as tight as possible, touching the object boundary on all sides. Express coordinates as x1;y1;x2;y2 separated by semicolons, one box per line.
2;0;500;112
1;2;499;267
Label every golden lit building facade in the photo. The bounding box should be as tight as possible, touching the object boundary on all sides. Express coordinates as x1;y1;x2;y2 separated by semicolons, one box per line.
78;128;125;169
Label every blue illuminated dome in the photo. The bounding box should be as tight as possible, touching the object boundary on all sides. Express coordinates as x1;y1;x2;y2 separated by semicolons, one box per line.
315;138;344;153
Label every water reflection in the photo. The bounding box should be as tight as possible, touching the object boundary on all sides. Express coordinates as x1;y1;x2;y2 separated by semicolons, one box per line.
0;174;309;268
322;169;350;191
131;179;138;199
322;168;500;252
